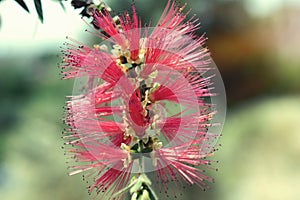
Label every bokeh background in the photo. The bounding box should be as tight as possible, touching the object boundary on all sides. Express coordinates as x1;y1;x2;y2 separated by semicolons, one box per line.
0;0;300;200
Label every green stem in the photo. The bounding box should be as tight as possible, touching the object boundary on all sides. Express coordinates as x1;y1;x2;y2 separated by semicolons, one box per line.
129;173;159;200
138;140;145;173
131;141;158;200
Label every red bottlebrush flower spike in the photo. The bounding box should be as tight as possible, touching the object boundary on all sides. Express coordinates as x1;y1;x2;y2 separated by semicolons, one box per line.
60;1;225;200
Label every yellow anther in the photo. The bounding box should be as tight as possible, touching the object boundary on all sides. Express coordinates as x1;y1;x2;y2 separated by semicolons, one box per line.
93;44;100;49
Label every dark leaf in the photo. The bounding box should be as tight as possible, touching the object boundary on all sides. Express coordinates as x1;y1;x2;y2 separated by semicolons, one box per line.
58;0;66;11
71;0;92;9
34;0;43;23
14;0;30;13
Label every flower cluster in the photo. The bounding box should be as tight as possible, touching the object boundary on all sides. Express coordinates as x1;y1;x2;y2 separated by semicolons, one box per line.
61;1;220;199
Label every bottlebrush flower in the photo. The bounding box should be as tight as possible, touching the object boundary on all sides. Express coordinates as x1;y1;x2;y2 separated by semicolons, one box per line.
60;1;224;199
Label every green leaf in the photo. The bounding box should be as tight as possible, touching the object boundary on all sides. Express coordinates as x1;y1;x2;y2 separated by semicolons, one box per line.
15;0;30;13
34;0;43;23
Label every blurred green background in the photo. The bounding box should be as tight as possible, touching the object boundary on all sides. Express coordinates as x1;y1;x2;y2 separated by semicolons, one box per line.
0;0;300;200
